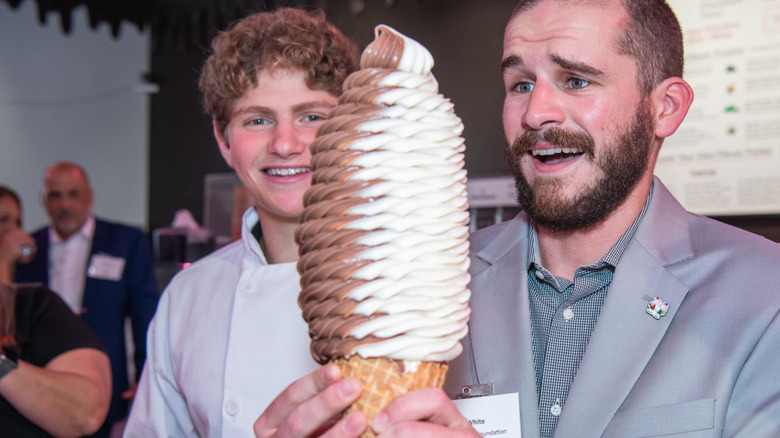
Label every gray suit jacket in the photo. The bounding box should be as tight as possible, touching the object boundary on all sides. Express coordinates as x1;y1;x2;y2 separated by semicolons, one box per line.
445;178;780;437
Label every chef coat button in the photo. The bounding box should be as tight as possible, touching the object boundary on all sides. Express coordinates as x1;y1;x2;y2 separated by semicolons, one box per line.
563;308;574;320
225;399;241;416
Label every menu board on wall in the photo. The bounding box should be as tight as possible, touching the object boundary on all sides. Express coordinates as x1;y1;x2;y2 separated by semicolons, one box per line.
656;0;780;216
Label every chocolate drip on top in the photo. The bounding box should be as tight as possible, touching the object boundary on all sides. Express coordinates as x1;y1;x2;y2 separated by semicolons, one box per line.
360;25;404;69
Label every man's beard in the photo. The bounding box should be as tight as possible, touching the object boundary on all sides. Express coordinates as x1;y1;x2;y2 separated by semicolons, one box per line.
505;101;655;232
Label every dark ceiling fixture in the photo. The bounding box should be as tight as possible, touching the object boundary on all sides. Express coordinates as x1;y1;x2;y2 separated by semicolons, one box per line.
1;0;338;51
3;0;422;51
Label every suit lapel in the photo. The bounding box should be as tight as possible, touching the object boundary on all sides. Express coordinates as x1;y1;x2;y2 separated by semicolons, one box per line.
553;245;689;436
554;179;695;437
82;219;106;311
469;217;542;438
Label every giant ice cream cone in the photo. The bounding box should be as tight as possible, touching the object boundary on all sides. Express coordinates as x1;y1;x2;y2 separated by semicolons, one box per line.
296;25;470;436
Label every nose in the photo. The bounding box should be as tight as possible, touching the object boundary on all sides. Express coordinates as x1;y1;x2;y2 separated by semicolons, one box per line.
521;81;565;131
48;195;68;210
53;198;74;215
60;192;81;208
269;119;306;158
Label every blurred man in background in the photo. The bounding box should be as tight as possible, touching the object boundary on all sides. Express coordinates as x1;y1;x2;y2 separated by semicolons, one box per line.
15;161;159;437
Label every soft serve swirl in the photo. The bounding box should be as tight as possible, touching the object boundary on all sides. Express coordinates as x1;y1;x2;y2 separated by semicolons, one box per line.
296;25;470;365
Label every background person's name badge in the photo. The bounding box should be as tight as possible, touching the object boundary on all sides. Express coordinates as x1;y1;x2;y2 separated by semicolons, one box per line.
454;392;521;437
87;254;126;281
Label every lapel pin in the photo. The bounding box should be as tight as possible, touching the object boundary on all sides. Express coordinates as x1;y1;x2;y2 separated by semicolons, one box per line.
646;297;669;320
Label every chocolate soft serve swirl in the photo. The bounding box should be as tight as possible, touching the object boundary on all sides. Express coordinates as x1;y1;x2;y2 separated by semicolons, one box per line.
295;25;470;369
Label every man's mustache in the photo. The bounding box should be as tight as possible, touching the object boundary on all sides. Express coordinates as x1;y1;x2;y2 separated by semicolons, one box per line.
54;210;76;219
510;128;596;158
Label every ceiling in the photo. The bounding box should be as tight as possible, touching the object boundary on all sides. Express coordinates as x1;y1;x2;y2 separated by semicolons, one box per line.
2;0;327;49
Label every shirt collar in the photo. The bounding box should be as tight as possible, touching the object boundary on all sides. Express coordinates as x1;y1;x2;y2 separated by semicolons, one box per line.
49;214;95;245
240;207;268;265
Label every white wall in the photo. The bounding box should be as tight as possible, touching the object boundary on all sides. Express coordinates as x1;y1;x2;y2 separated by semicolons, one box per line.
659;0;780;216
0;1;150;231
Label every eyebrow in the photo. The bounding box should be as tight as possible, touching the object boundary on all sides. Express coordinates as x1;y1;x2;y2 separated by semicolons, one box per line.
501;53;606;79
550;54;606;78
292;100;337;114
500;55;522;74
234;100;336;118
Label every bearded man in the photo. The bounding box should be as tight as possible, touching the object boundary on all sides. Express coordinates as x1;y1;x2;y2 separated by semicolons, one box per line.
245;1;780;437
444;0;780;437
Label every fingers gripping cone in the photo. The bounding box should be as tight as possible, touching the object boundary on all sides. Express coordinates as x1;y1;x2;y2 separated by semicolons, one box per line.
333;356;448;436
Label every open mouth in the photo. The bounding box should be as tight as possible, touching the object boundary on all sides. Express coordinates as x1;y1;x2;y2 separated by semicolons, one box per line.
531;147;584;165
264;167;311;177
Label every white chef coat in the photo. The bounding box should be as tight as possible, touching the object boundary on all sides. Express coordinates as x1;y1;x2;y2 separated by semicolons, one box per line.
124;208;319;437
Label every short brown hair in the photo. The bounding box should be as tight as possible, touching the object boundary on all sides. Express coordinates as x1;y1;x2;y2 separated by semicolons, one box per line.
0;186;21;212
510;0;683;95
199;7;360;135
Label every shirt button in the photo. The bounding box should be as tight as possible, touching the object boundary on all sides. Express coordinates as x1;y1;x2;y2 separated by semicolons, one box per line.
535;270;545;280
563;308;574;320
240;281;253;293
550;402;562;417
225;398;241;416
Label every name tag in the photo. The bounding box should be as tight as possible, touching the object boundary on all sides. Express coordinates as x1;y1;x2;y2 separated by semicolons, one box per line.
87;254;126;281
454;392;522;437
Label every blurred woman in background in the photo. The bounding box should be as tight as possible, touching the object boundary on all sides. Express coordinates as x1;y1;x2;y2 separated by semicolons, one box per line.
0;186;35;283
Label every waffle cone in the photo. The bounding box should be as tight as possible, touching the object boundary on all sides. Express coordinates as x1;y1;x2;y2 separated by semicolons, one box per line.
332;356;448;437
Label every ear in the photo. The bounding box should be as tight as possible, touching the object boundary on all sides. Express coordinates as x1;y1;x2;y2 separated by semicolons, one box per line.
213;120;234;167
651;77;694;139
